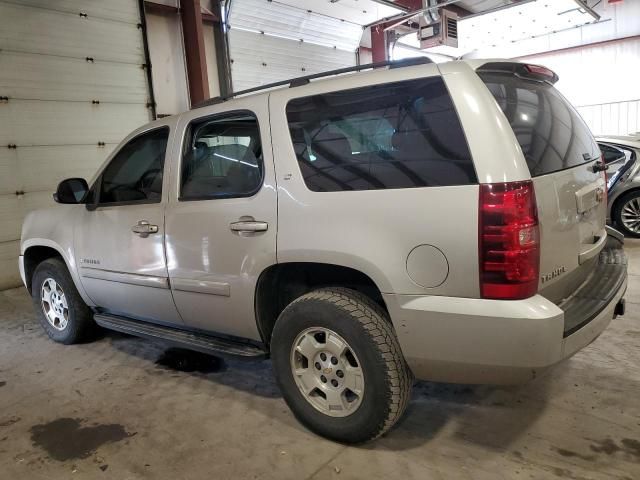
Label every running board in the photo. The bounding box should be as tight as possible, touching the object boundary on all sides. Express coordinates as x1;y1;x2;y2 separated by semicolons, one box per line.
94;314;267;359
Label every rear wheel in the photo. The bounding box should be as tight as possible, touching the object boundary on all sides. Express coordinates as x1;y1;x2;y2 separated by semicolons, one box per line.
271;287;412;443
31;258;95;344
614;191;640;238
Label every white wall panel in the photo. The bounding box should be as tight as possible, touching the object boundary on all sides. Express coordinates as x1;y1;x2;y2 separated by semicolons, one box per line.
0;51;148;103
229;0;363;51
0;2;145;64
0;241;21;291
8;0;141;24
0;149;19;196
578;101;640;136
273;0;401;26
17;145;115;194
204;24;221;99
0;101;149;146
229;29;356;91
0;0;151;289
146;11;190;115
519;37;640;137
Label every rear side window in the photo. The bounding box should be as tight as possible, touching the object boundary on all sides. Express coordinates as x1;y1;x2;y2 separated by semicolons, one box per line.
478;72;599;177
286;77;476;192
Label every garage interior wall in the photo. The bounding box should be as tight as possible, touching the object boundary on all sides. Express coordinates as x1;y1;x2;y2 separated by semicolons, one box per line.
146;7;191;115
146;0;220;114
227;0;361;91
0;0;154;289
462;1;640;136
522;37;640;136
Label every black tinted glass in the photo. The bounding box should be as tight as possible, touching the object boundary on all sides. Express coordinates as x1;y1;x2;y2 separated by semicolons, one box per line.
286;77;476;192
599;143;626;164
181;113;263;200
479;72;599;177
99;127;169;204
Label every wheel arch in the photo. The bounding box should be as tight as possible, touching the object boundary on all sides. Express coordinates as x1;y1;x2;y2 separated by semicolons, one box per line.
22;241;92;306
611;187;640;225
254;262;389;348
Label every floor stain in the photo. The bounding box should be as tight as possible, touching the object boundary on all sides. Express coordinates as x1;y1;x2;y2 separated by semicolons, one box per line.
30;418;134;462
589;438;621;455
552;447;596;462
621;438;640;459
0;381;6;387
0;417;20;428
155;348;225;373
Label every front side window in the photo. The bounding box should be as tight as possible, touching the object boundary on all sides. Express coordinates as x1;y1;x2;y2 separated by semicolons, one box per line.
98;127;169;204
180;113;263;200
286;76;476;192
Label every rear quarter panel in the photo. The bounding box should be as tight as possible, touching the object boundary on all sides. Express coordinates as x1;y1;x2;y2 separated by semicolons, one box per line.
269;62;509;297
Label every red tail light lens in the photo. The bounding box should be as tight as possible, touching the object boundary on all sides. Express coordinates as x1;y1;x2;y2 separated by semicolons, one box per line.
479;181;540;300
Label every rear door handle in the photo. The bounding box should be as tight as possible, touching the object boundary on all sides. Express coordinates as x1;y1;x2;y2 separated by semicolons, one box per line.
230;220;268;233
132;220;159;237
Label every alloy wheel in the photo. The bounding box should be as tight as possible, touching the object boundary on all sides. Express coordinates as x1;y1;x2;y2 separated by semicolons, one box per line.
41;278;69;331
290;327;364;417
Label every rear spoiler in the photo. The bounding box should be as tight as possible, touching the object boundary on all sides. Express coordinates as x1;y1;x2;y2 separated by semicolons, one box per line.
477;61;559;84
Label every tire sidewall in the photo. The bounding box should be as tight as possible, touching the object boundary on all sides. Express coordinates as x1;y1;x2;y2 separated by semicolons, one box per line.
614;191;640;238
272;294;396;443
31;259;84;344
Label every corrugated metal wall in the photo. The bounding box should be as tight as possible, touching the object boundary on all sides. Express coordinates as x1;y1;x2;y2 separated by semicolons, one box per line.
0;0;153;290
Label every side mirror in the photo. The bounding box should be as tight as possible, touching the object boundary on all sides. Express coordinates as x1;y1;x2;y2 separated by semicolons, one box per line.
53;178;89;204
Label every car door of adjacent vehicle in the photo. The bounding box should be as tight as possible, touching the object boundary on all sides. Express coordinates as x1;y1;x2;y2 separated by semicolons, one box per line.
164;98;277;341
74;124;182;325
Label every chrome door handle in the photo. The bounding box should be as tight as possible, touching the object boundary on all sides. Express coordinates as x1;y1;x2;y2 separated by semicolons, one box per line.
132;220;159;236
230;220;268;233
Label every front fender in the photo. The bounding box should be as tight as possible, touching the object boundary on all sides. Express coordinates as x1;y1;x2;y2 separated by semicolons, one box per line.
21;206;95;307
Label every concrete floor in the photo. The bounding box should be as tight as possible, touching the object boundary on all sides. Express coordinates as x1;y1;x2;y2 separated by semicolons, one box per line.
1;244;639;480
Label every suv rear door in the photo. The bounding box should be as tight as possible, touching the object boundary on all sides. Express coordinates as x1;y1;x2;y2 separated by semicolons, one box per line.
477;64;608;307
163;97;277;341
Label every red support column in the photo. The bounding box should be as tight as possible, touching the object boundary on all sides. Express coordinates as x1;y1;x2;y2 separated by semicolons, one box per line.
371;23;389;63
181;0;210;105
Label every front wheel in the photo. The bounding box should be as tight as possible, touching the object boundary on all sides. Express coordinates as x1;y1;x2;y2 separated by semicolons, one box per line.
614;190;640;238
31;258;95;344
271;288;412;443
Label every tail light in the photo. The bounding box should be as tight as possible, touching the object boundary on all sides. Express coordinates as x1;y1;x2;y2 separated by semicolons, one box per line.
479;181;540;300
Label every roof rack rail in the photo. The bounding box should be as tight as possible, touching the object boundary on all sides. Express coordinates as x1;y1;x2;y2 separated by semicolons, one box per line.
192;56;434;109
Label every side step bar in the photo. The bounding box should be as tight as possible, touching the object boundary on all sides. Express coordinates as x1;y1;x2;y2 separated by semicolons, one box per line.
94;314;267;359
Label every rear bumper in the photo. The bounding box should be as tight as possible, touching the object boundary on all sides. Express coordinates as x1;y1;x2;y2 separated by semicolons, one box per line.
385;237;627;385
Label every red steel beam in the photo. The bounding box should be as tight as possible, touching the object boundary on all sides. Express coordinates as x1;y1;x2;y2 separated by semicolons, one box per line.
392;0;423;10
371;22;389;62
181;0;210;105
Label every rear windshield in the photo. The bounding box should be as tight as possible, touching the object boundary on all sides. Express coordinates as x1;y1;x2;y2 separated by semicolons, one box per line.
479;72;599;177
286;76;476;192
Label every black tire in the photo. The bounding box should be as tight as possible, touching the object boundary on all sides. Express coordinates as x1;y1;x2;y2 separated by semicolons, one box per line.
613;190;640;238
31;257;95;344
271;287;412;444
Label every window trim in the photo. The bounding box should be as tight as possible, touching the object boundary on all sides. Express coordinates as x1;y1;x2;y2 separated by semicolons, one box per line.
87;126;171;210
178;109;265;202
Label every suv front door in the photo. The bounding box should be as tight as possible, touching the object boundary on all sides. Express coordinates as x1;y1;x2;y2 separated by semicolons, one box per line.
75;124;182;325
164;100;276;341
